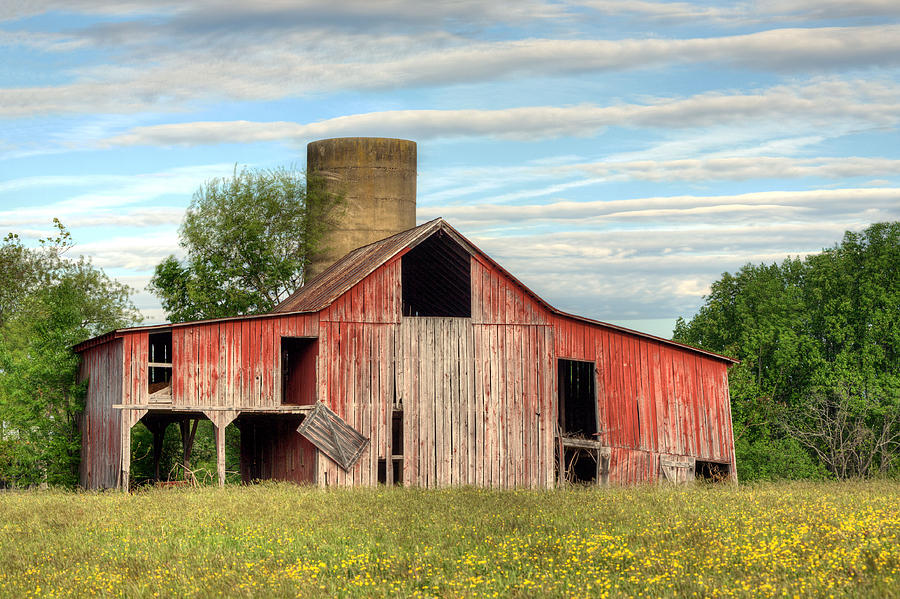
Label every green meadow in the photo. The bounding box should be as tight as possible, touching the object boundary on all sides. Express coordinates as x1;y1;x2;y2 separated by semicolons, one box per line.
0;481;898;598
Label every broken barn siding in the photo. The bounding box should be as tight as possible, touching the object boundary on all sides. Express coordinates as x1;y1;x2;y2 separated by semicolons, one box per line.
316;321;397;486
79;339;124;489
297;403;370;471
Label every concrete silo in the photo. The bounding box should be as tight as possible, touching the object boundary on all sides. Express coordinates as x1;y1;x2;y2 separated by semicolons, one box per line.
306;137;417;279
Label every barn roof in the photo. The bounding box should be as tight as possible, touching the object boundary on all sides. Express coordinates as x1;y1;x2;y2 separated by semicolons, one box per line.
74;217;737;363
274;218;738;364
273;218;446;313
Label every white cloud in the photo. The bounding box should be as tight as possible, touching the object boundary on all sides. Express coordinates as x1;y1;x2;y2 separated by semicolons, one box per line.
466;220;876;320
419;187;900;225
576;0;900;23
570;156;900;182
98;79;900;147
4;23;900;117
77;232;181;271
0;163;234;230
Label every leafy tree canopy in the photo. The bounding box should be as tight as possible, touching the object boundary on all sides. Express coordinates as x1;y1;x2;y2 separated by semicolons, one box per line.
0;221;141;486
149;166;342;322
674;222;900;480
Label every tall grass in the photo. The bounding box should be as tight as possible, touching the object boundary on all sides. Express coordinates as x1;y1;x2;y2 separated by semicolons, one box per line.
0;481;897;598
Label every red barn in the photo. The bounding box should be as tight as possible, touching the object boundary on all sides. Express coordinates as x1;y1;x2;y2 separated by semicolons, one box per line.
75;217;737;490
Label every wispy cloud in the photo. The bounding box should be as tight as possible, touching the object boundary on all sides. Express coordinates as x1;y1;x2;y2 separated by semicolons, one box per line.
1;1;562;27
98;79;900;147
575;0;900;23
569;156;900;182
0;164;234;230
420;187;900;225
469;219;879;320
3;23;900;117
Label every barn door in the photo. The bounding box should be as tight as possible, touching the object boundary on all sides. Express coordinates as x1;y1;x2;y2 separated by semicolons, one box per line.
659;456;695;483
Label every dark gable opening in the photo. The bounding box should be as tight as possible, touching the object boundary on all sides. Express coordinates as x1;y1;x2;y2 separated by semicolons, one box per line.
402;230;472;317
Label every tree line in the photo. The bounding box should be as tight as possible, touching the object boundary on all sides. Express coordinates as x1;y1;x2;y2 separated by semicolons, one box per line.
674;222;899;480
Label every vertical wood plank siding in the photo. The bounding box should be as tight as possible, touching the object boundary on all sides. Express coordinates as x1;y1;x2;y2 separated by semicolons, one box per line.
78;339;124;489
118;314;320;408
391;318;554;488
315;258;401;486
240;415;317;483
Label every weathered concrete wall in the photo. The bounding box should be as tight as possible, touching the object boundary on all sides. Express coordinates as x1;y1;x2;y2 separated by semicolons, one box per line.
307;137;416;279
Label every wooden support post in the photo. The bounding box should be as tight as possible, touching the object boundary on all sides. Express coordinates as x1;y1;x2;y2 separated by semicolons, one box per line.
203;410;239;487
215;423;226;487
179;418;199;483
557;436;565;487
121;419;131;492
151;421;166;482
119;409;147;492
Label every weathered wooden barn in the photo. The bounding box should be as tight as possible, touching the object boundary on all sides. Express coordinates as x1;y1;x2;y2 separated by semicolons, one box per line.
75;217;738;490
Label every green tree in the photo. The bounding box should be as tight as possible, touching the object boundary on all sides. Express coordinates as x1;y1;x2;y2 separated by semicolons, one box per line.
149;166;342;321
674;222;900;481
0;222;141;487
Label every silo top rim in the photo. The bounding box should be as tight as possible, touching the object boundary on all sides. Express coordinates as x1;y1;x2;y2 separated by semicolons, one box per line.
308;136;416;146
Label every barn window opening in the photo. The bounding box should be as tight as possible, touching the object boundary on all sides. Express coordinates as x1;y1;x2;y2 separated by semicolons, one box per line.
558;359;597;437
281;337;318;405
148;331;172;402
695;460;730;482
402;230;471;317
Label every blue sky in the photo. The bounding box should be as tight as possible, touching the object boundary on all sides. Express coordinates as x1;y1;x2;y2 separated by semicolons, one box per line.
2;1;899;338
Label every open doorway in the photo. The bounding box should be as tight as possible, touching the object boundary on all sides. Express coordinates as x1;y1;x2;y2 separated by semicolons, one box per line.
378;409;404;485
557;359;600;484
281;337;317;405
695;460;730;482
239;414;315;483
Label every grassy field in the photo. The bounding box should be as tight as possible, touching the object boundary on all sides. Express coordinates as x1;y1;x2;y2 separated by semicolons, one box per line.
0;481;898;598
